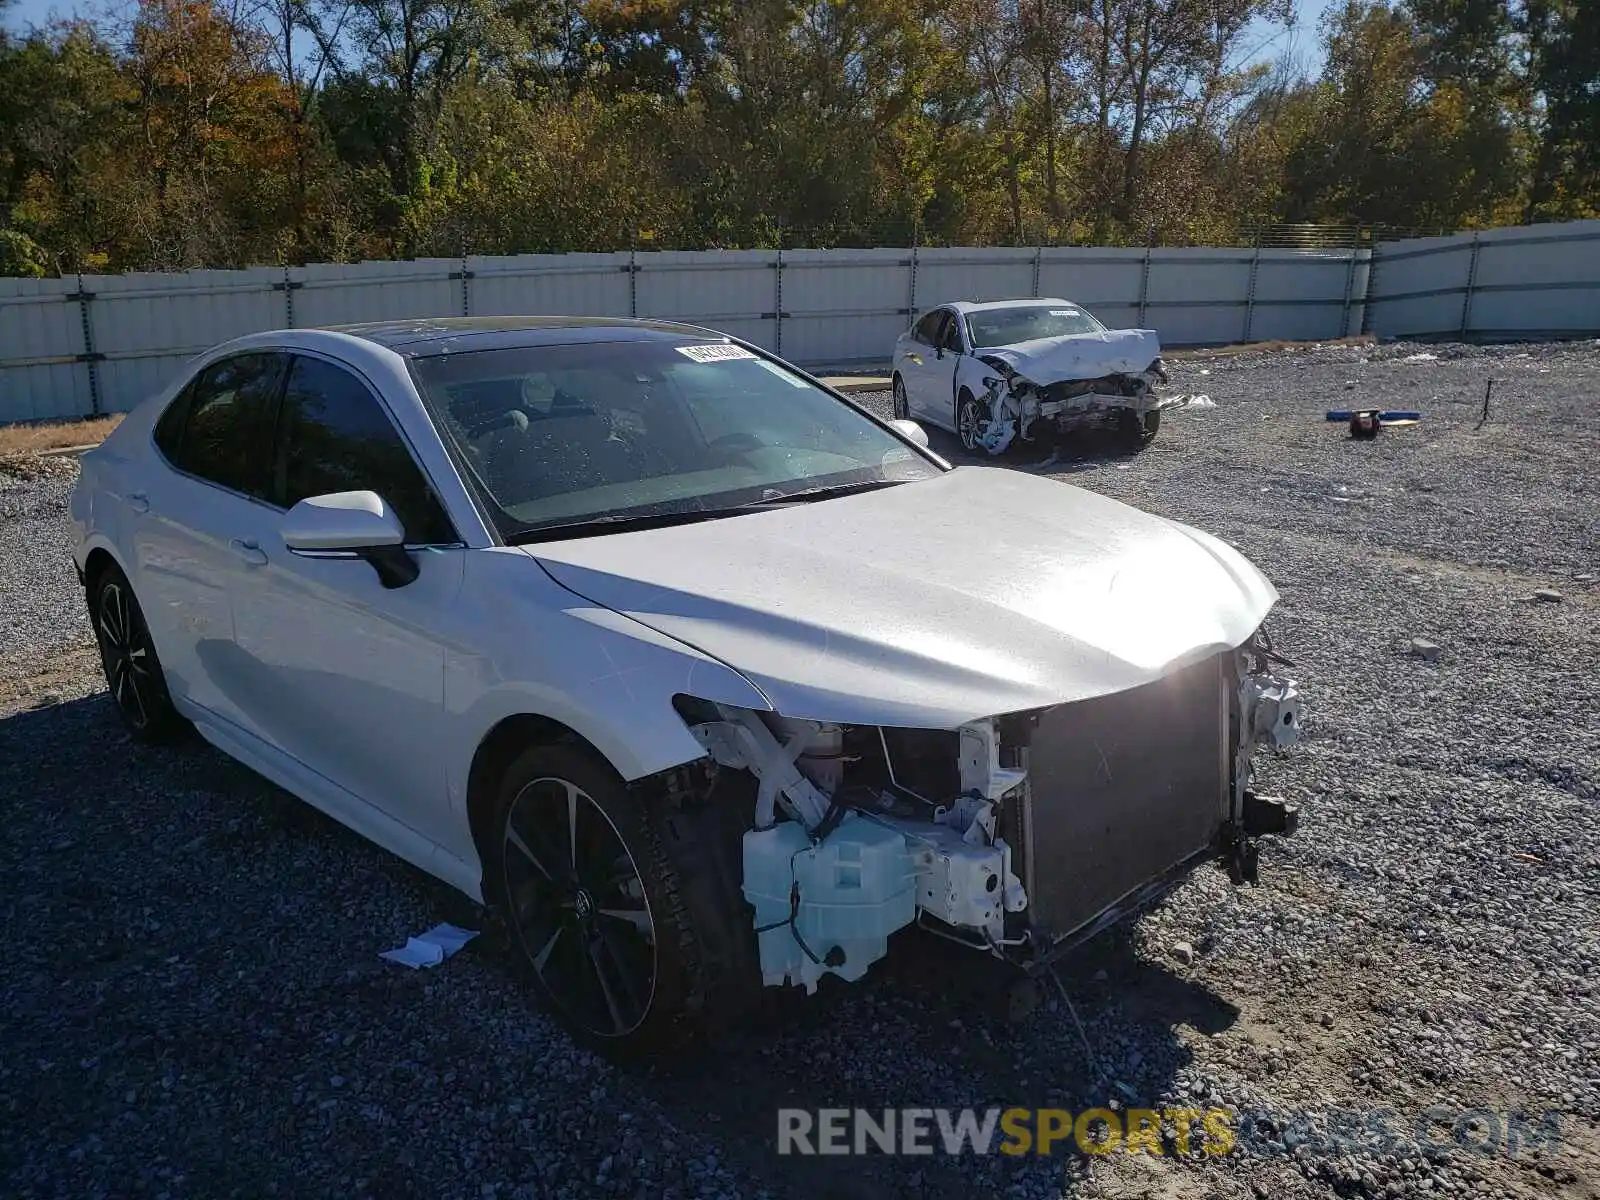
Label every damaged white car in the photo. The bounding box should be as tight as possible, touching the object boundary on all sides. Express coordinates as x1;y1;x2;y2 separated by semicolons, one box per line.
71;316;1304;1056
892;299;1179;454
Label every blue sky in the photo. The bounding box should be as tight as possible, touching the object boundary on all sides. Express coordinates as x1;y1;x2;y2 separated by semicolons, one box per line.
4;0;1337;72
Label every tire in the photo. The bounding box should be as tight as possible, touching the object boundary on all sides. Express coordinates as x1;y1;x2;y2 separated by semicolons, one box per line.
956;388;983;452
1114;407;1160;450
891;374;910;420
88;562;188;744
488;741;701;1056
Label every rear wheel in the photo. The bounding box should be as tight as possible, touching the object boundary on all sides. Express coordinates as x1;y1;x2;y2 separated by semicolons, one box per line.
490;742;699;1056
88;563;187;743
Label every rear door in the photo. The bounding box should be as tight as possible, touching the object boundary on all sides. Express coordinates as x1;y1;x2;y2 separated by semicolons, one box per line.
136;351;288;724
227;352;465;847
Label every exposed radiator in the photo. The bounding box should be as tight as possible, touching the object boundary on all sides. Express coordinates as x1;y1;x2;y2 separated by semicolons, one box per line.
1013;652;1231;942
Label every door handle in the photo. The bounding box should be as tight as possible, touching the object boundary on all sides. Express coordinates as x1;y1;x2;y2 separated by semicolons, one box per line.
127;491;149;514
228;538;268;566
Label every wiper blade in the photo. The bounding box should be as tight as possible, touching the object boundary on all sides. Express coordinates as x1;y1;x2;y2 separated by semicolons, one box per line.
738;479;909;506
506;509;732;544
504;480;909;544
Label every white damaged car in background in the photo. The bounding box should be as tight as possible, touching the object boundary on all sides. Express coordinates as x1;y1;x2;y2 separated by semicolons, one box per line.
892;299;1181;454
70;316;1305;1057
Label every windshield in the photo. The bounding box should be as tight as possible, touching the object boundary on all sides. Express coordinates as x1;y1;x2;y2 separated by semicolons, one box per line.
965;304;1105;348
410;338;942;538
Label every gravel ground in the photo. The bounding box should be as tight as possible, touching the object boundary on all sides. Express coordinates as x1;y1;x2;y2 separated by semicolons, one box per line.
3;339;1598;1199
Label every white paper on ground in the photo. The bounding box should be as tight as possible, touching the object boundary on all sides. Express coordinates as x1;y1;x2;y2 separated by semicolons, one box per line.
380;922;479;969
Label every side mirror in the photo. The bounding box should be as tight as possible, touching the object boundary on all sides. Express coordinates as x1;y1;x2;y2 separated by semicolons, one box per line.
281;490;418;588
888;418;930;448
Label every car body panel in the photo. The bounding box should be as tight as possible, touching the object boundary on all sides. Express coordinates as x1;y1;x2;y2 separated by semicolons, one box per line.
528;466;1277;729
70;318;1294;948
974;327;1163;383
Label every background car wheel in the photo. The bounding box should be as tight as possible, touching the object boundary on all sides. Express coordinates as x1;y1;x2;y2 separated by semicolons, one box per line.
489;741;700;1057
88;563;188;743
891;374;910;419
956;388;984;451
1114;407;1161;450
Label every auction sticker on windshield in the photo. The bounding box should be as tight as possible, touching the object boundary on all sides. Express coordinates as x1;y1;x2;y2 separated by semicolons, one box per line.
677;343;758;363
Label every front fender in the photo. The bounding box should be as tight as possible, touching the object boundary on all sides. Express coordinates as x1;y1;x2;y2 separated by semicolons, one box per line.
440;549;771;861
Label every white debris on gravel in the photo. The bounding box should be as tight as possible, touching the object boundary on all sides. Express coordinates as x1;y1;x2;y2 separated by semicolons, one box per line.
2;338;1598;1199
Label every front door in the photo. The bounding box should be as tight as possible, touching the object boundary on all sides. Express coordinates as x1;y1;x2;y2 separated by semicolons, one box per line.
227;352;465;849
135;351;287;725
907;311;960;426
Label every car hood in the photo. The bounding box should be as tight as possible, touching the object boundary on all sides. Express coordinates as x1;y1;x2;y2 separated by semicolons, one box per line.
525;467;1276;729
979;328;1162;383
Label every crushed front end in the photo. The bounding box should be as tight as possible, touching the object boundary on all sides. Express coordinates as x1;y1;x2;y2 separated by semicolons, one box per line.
678;627;1304;992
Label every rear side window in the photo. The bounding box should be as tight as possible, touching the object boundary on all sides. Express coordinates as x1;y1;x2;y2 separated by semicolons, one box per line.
276;355;457;545
162;352;285;501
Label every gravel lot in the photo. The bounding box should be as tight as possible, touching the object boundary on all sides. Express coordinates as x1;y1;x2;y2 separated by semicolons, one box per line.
3;339;1598;1199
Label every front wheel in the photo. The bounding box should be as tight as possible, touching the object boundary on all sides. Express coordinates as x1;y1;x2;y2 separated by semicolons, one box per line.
489;742;700;1056
891;374;910;419
88;563;187;743
1114;407;1161;450
956;389;985;452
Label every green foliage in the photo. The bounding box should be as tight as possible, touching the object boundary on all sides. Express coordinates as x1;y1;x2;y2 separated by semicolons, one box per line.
0;0;1591;272
0;227;50;276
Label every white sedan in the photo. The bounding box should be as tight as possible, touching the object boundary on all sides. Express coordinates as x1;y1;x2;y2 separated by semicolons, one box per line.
892;298;1176;455
71;316;1304;1054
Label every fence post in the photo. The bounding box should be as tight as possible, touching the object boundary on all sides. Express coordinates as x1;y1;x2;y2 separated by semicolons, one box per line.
773;221;785;358
1243;227;1262;343
458;239;472;317
1032;240;1042;298
629;230;638;319
276;265;303;329
908;218;919;319
1136;225;1155;327
1340;227;1362;338
70;273;102;418
1361;238;1381;337
1460;231;1482;337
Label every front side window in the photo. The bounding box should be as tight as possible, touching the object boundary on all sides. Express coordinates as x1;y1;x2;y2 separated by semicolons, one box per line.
163;352;286;501
911;310;946;345
410;338;942;539
939;316;965;353
277;355;457;544
965;304;1105;348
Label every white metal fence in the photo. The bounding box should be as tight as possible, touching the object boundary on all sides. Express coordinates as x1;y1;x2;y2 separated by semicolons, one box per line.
1364;219;1600;341
0;217;1594;424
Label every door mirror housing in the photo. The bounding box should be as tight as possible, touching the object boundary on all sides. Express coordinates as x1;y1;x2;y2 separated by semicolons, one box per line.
888;418;930;448
281;490;418;588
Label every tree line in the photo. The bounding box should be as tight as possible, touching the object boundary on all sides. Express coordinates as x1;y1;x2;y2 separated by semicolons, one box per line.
0;0;1594;276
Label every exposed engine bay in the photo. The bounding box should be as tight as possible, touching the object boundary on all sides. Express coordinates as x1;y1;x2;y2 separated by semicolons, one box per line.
679;627;1304;994
972;356;1176;456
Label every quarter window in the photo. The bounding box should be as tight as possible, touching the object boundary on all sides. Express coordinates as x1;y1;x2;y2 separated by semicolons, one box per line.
276;355;456;545
163;352;285;501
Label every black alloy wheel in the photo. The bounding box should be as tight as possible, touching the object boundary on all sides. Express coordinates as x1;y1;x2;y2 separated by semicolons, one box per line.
89;564;186;743
492;743;697;1054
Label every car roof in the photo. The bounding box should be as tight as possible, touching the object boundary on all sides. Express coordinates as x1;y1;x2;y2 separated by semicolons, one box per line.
943;298;1081;315
324;316;726;356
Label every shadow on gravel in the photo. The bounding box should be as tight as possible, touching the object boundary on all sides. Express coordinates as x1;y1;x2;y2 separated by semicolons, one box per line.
626;912;1240;1198
2;692;1237;1200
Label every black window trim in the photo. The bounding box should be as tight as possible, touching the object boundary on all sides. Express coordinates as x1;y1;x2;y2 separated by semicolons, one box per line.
276;347;466;550
150;346;466;549
149;349;292;515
